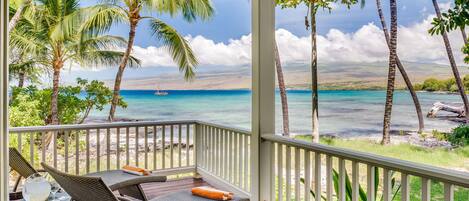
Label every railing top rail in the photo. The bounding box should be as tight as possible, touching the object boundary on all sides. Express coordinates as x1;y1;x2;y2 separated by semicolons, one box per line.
10;120;198;132
196;121;251;135
262;134;469;188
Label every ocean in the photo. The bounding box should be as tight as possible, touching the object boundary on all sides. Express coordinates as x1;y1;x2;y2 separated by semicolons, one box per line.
89;90;462;137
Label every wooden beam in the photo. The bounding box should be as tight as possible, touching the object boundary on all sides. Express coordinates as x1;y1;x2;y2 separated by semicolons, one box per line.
251;0;275;200
0;0;9;200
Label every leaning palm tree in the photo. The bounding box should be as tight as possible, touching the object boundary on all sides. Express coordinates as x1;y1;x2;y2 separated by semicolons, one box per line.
8;0;32;32
81;0;214;121
431;0;469;123
30;0;140;125
376;0;424;134
274;40;290;136
382;0;398;145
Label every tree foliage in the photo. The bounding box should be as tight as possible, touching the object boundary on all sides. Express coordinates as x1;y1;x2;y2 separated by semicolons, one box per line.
10;78;126;126
414;75;469;92
429;0;469;35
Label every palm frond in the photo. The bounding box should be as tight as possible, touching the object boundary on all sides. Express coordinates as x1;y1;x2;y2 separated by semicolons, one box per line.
144;0;214;22
79;4;128;36
149;18;198;80
75;50;141;69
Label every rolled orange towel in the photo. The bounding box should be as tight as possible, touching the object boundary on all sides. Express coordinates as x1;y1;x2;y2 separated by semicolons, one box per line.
191;186;234;200
122;165;150;176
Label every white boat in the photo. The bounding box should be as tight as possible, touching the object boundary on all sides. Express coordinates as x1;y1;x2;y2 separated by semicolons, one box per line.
154;86;168;96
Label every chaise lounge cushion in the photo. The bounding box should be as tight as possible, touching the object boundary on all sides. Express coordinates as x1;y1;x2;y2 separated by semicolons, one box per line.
86;170;167;190
151;190;249;201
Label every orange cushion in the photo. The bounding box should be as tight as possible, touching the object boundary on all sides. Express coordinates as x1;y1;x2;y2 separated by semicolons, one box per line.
122;165;150;176
191;186;234;200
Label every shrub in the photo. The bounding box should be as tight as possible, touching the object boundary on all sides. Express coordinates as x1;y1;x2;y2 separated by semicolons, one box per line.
432;129;448;141
448;124;469;147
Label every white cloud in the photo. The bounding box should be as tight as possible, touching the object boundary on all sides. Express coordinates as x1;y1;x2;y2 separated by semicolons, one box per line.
129;15;467;68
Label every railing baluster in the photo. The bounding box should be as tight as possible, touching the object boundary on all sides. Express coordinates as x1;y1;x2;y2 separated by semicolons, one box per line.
153;126;157;170
234;133;239;185
97;129;100;171
338;158;346;201
17;133;22;154
117;128;120;169
244;134;249;191
238;133;243;186
211;127;215;173
75;131;79;175
29;133;34;167
401;173;409;201
326;155;333;201
383;169;392;201
41;132;46;163
422;178;431;201
126;127;130;166
135;126;139;167
106;128;110;171
53;131;57;168
286;145;291;200
228;130;233;182
178;124;182;167
170;125;174;168
352;161;359;201
367;165;375;201
223;129;228;180
219;128;224;178
277;143;283;201
294;147;300;201
270;142;275;200
186;124;190;167
162;125;166;169
64;131;69;173
444;183;454;201
304;150;311;201
315;152;321;201
216;128;220;176
144;126;148;169
86;129;90;174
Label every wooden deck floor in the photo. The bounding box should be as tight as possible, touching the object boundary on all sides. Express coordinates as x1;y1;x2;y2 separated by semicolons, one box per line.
142;177;211;199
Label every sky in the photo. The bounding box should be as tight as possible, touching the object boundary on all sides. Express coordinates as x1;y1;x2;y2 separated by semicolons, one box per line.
62;0;467;83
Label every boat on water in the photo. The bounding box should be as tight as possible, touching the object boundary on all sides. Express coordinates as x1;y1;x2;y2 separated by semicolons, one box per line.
154;86;168;96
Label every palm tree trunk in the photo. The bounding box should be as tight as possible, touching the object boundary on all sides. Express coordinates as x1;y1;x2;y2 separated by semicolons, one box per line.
461;28;468;44
8;0;29;32
109;19;138;122
18;72;25;88
432;0;469;122
376;0;424;133
50;67;61;125
382;0;398;145
310;4;319;143
274;40;290;136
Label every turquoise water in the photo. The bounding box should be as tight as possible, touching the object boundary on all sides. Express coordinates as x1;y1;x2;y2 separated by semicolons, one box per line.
89;90;462;137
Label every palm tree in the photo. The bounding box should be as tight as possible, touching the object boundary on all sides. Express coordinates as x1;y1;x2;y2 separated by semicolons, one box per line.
431;0;469;123
274;40;290;136
9;4;43;88
376;0;424;133
382;0;398;145
29;0;140;125
8;0;32;32
82;0;214;121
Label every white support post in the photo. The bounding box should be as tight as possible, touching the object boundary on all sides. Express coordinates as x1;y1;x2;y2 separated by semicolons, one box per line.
0;0;8;200
251;0;275;200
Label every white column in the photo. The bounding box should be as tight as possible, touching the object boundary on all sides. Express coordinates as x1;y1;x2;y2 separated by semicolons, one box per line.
251;0;275;200
0;0;9;200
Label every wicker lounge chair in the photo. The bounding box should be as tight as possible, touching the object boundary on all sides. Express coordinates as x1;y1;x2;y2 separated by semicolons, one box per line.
9;147;47;200
42;162;171;201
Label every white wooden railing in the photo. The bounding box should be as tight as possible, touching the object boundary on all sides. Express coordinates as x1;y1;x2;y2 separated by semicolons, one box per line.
195;121;251;196
9;121;198;176
262;135;469;201
9;121;469;201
